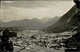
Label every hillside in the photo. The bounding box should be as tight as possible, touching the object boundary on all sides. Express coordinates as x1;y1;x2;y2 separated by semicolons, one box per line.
44;5;80;33
42;17;60;28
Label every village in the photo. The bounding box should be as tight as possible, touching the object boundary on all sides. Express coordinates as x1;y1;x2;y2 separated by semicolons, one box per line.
11;30;76;50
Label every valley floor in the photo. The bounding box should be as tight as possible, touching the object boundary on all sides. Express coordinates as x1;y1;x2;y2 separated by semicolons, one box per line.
14;45;65;52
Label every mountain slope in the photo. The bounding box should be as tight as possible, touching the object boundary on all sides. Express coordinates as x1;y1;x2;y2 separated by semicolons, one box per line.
42;17;60;28
44;5;80;33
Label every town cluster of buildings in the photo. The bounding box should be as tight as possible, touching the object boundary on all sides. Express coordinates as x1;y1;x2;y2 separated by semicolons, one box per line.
11;30;76;50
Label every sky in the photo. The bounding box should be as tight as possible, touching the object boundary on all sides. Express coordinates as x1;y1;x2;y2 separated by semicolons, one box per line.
0;0;75;22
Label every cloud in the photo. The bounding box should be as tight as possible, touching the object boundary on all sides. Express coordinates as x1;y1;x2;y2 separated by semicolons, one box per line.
1;1;55;9
0;1;75;22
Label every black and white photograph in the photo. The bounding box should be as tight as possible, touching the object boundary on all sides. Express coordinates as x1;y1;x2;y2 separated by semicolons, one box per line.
0;0;80;52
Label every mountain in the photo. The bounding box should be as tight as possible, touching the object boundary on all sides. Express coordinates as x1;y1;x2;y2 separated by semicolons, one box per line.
2;19;43;30
44;5;80;33
42;16;60;28
1;17;59;30
40;17;53;23
31;18;42;23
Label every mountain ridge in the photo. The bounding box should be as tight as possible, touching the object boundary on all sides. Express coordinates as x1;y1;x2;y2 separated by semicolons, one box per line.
1;17;59;30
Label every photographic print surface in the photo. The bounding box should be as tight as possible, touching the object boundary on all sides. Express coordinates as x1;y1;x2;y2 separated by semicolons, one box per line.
0;0;80;52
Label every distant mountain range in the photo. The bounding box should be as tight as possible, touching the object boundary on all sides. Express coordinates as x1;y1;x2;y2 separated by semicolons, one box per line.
1;17;60;30
44;5;80;33
1;5;80;32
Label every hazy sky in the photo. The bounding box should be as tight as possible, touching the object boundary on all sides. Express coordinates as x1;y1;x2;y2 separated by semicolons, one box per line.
0;1;75;22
